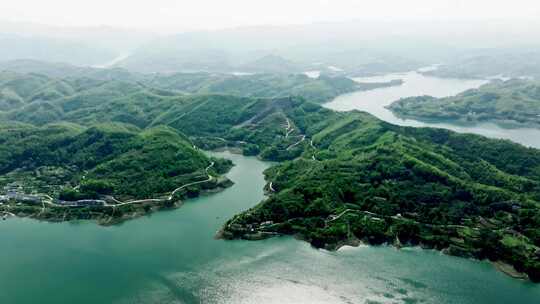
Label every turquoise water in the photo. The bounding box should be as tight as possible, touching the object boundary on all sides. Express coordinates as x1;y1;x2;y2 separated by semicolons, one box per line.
1;151;539;303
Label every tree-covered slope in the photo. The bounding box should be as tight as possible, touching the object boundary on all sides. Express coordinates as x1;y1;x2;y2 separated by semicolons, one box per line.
2;70;540;280
151;95;332;160
1;78;180;127
0;71;76;111
148;72;365;103
0;122;230;201
389;79;540;127
217;103;540;281
0;62;400;117
0;69;370;128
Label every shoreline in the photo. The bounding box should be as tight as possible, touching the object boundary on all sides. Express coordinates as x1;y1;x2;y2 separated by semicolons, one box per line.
335;238;532;282
1;178;234;226
209;146;244;155
328;236;533;282
222;228;535;282
491;261;529;280
389;110;540;131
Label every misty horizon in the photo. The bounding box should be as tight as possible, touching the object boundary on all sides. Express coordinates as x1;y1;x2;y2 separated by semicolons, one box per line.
2;1;540;303
1;0;540;32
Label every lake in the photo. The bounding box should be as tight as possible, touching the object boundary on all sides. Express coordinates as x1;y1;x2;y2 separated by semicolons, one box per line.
325;71;540;148
1;151;540;303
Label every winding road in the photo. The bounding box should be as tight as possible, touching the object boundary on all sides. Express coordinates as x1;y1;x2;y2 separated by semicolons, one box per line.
37;162;216;211
266;117;321;194
109;162;215;207
285;118;294;138
286;135;306;150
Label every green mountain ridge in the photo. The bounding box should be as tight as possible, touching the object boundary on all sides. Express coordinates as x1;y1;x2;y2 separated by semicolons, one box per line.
0;68;402;130
153;95;540;282
1;68;540;281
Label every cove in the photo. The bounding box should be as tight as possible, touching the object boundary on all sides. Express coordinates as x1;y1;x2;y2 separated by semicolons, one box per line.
1;151;540;303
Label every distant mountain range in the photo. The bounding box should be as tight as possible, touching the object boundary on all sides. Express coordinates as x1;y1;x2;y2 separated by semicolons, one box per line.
4;19;540;77
0;60;399;120
0;33;117;66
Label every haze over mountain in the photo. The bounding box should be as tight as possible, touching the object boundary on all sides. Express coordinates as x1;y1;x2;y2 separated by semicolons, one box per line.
3;1;540;302
2;0;539;30
2;6;540;72
0;21;155;66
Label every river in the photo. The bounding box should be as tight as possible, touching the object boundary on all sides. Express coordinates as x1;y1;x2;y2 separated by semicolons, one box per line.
325;71;540;148
1;151;540;303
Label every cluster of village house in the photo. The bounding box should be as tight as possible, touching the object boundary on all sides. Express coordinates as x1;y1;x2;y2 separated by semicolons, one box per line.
0;183;41;204
0;182;105;207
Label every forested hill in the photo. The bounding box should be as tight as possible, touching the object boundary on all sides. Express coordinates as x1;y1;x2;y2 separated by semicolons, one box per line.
0;71;387;127
108;85;540;280
147;73;364;103
389;79;540;127
0;61;401;116
0;122;231;201
200;98;540;282
2;68;540;281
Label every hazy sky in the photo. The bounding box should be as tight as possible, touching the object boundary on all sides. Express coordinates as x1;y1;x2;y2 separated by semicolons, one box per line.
1;0;539;31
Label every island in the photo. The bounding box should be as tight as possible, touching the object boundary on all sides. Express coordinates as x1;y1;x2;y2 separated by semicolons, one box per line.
388;79;540;128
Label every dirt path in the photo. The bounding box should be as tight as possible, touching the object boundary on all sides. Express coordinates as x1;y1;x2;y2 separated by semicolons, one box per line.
268;182;275;192
286;135;306;150
285;118;294;138
109;162;215;207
